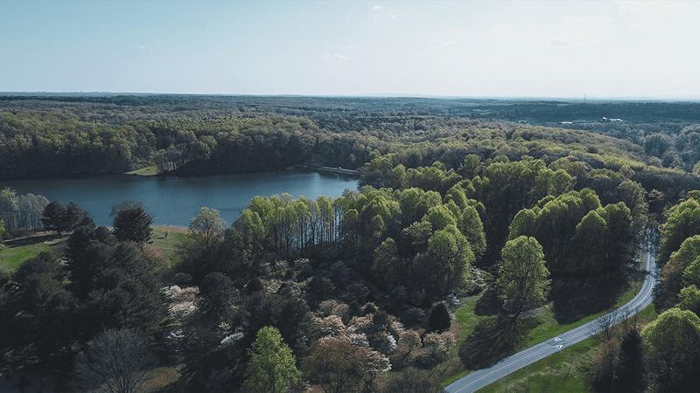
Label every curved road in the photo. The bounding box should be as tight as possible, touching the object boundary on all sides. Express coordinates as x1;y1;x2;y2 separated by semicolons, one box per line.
446;242;658;393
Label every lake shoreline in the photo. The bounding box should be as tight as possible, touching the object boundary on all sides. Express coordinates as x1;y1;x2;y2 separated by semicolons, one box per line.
1;171;358;227
0;165;362;183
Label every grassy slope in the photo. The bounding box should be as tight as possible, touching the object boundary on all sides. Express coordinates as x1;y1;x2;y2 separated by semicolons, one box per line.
0;242;52;271
479;305;658;393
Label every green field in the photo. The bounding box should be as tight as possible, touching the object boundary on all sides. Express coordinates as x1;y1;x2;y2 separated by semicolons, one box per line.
148;226;188;271
0;242;53;271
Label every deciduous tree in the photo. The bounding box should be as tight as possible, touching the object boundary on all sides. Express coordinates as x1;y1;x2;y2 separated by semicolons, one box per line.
75;328;156;393
243;326;301;393
642;308;700;391
496;236;550;318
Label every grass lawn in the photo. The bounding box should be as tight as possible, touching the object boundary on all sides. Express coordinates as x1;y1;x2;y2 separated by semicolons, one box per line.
0;242;53;271
479;304;659;393
455;295;488;343
148;226;188;272
0;226;185;274
125;165;160;176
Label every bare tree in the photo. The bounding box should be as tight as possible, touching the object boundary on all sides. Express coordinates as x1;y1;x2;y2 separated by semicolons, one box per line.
591;311;618;342
75;329;156;393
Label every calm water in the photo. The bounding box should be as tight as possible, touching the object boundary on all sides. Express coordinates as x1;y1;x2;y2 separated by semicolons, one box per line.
0;171;358;226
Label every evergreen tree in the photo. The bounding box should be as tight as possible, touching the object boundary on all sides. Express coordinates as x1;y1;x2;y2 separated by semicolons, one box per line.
427;302;451;332
113;204;153;243
612;329;646;393
42;201;66;234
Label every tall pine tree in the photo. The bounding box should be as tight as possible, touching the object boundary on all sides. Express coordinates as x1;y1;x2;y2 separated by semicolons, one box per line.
612;329;646;392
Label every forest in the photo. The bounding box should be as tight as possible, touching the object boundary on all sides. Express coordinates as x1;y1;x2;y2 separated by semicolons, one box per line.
2;96;700;392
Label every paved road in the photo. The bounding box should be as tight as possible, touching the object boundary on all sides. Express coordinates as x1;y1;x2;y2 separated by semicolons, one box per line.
446;243;658;393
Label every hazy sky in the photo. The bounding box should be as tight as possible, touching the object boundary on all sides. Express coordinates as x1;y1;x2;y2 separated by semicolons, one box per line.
2;0;699;98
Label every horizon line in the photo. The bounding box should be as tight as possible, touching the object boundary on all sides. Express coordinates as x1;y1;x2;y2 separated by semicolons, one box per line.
2;91;700;102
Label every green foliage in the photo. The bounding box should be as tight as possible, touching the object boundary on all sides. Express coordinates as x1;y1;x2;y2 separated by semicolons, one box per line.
188;207;225;247
372;238;402;289
199;272;238;322
469;158;574;265
415;226;474;298
642;308;700;391
244;326;301;393
657;234;700;309
496;236;550;317
4;96;700;392
678;285;700;315
660;191;700;264
457;206;487;261
506;188;634;324
509;189;633;276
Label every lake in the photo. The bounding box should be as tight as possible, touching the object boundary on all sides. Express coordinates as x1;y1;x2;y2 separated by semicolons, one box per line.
0;171;359;227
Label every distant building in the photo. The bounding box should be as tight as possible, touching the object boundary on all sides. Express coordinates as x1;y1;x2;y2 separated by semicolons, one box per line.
601;117;624;123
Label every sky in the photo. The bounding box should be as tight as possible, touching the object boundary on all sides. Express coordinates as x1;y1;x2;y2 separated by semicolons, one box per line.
1;0;699;98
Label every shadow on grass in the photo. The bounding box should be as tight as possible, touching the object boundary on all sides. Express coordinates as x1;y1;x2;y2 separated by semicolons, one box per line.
459;316;523;369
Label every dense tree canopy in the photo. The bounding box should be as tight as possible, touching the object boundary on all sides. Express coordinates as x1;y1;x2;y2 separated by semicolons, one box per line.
5;95;700;392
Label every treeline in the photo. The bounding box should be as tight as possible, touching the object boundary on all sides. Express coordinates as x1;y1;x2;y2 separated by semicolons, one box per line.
3;95;700;190
0;188;49;235
0;110;374;179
